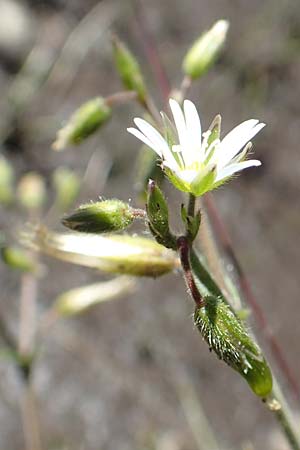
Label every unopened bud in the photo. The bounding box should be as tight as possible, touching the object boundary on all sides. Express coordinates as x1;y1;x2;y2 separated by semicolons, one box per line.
53;97;112;150
62;199;136;233
147;180;176;249
17;172;46;212
181;204;201;242
112;35;147;103
55;277;135;316
52;167;81;211
0;156;14;205
24;228;179;277
135;146;163;201
183;20;229;79
1;246;36;272
194;296;273;397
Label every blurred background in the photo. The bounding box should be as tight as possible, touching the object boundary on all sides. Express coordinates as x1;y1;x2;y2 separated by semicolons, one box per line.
0;0;300;449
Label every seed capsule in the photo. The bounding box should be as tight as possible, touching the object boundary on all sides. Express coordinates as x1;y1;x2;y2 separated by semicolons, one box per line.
194;296;273;397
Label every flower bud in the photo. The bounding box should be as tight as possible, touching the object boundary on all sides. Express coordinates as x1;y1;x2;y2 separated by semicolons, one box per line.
0;156;14;205
112;35;147;103
17;172;46;212
54;277;135;316
62;199;135;233
52;167;81;211
1;246;36;272
53;97;112;150
194;296;273;397
181;204;201;242
134;146;163;201
146;180;176;249
183;20;229;79
24;227;179;277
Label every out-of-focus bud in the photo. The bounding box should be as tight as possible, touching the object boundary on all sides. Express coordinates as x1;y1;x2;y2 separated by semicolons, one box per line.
194;296;273;397
134;145;163;201
1;246;36;272
52;167;81;211
53;97;112;151
17;172;46;212
0;156;14;205
183;20;229;79
23;227;179;277
54;277;136;316
146;180;176;249
62;199;136;233
112;35;147;104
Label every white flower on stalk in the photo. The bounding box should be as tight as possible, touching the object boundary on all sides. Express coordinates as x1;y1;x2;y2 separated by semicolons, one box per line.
127;99;265;196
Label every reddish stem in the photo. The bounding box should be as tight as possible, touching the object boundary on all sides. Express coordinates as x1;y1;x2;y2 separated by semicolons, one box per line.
177;236;205;308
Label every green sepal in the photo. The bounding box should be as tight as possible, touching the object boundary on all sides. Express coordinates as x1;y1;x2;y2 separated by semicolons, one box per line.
194;296;273;398
164;168;191;193
112;35;147;103
190;165;217;196
62;199;134;233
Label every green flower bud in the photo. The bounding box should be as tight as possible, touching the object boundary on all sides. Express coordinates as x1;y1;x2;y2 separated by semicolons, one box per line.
1;246;36;272
53;97;111;150
194;296;273;397
183;20;229;79
54;277;135;316
17;172;46;212
146;180;176;249
62;199;136;233
52;167;81;211
112;35;147;103
0;156;14;205
23;227;179;277
181;204;201;242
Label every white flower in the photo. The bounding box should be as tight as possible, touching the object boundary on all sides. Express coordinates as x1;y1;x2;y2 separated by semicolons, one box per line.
127;98;265;196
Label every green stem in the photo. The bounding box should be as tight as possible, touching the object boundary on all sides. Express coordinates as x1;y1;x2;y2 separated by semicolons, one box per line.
266;380;300;450
187;193;196;217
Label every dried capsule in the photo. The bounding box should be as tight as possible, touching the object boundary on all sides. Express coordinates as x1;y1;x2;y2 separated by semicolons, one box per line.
194;296;273;397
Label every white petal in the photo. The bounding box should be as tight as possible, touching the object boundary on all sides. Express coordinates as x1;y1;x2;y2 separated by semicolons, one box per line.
134;118;179;168
169;99;189;154
127;127;162;157
134;118;169;154
214;120;265;167
215;159;261;182
183;100;202;150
